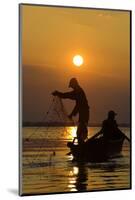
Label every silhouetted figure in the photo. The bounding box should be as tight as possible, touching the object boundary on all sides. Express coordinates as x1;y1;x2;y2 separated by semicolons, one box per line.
99;110;122;140
52;78;89;144
101;110;117;140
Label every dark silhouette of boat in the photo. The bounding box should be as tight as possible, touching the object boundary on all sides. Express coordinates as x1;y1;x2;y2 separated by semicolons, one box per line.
67;134;125;162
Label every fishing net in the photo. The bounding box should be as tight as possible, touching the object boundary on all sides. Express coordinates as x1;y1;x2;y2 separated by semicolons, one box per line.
43;96;74;126
23;96;77;167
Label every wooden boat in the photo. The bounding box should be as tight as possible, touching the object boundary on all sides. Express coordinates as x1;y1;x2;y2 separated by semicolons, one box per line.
67;135;125;162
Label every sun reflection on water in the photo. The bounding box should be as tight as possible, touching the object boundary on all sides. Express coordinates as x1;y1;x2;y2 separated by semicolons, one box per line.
68;166;79;191
73;166;79;175
65;126;77;140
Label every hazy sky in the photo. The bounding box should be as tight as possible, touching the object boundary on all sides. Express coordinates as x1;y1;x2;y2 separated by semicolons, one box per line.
21;5;130;124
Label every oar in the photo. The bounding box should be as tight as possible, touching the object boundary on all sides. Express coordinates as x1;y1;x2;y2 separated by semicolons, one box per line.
89;129;130;143
124;135;130;142
120;131;130;142
88;131;102;141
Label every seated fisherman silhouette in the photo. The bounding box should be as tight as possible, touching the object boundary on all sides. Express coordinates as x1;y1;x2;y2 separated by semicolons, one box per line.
52;78;89;145
90;110;124;142
100;110;121;140
100;110;118;140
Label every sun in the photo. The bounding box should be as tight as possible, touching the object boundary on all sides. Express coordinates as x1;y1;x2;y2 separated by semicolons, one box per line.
73;55;83;67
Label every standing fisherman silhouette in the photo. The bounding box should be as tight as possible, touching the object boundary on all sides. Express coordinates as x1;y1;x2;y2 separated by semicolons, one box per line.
52;78;89;145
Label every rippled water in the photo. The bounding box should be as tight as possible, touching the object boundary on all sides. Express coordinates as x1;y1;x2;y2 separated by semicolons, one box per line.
21;127;130;195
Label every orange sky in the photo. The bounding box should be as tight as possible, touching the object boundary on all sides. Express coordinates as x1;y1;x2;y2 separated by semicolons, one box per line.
21;5;130;124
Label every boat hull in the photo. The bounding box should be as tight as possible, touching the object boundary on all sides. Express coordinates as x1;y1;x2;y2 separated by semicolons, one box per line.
67;136;125;162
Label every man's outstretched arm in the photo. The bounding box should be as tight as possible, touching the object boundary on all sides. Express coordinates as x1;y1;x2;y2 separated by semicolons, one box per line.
52;90;76;100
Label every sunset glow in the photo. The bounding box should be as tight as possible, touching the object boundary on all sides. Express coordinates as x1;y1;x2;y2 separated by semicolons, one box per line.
21;5;130;195
22;5;130;124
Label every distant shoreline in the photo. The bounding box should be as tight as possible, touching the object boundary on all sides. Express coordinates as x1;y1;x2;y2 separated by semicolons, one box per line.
22;122;130;128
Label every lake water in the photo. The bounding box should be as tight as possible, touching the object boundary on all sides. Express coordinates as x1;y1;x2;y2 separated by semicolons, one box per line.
21;126;131;195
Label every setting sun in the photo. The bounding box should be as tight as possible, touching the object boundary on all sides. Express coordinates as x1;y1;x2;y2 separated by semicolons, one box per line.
73;55;83;67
